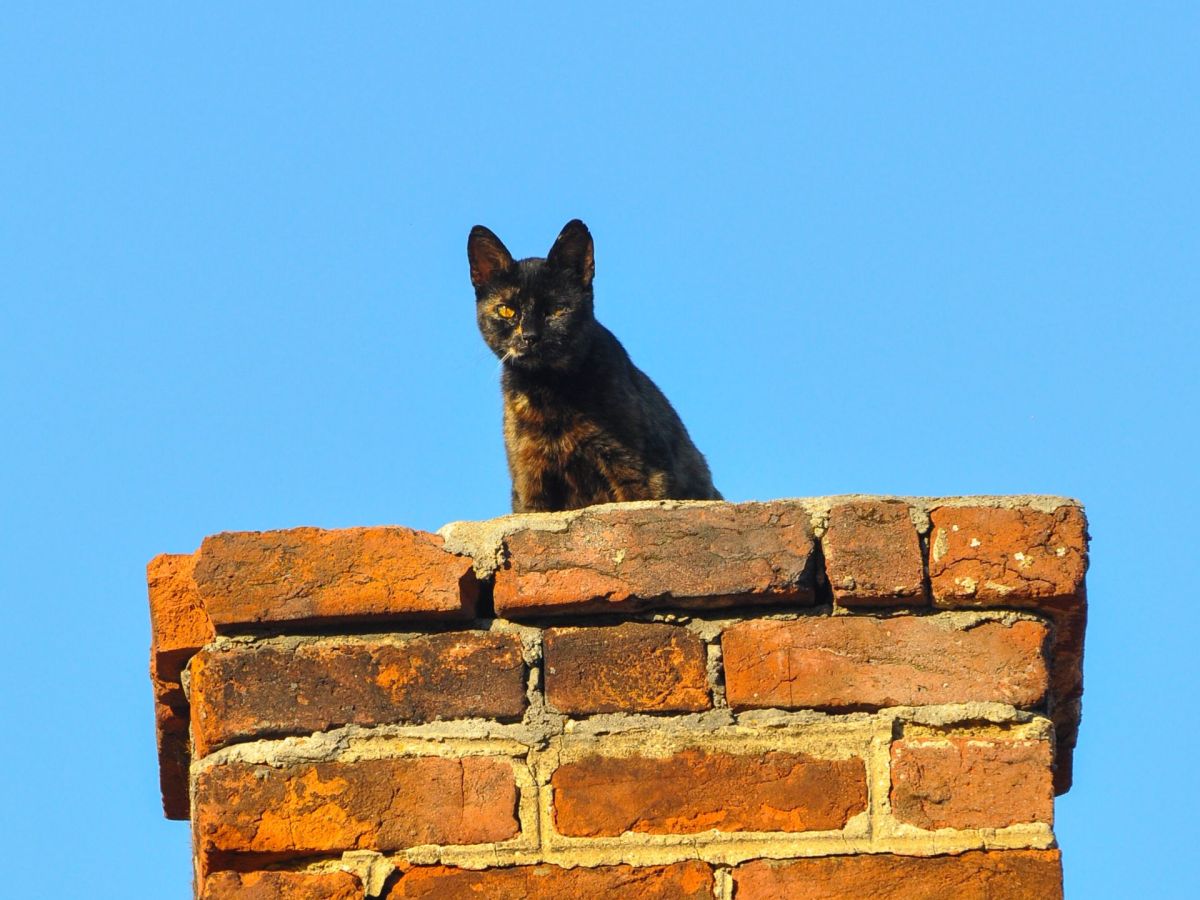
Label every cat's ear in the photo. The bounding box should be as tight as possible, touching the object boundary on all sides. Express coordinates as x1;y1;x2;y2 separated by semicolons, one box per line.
468;225;515;288
547;219;594;287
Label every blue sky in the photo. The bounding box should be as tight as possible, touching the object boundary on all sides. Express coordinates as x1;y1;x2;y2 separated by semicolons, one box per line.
1;4;1196;897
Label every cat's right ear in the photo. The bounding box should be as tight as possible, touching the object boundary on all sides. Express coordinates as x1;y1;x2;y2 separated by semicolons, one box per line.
468;226;515;288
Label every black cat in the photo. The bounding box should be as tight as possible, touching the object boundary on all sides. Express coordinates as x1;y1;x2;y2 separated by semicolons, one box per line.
468;219;721;512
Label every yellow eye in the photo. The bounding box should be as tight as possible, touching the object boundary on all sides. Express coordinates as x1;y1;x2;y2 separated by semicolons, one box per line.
497;305;515;319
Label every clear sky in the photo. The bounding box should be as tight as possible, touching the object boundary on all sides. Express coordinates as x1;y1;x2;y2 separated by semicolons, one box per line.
1;4;1196;897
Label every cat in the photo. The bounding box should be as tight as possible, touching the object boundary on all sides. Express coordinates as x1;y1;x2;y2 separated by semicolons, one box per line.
468;218;722;513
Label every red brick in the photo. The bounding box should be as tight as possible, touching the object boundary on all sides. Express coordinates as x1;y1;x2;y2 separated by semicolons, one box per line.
201;871;362;900
147;552;213;681
891;733;1054;830
552;748;865;836
494;501;818;617
544;623;710;714
388;862;714;899
928;505;1086;608
928;503;1087;795
194;526;479;630
153;690;190;821
723;616;1048;711
823;500;927;606
190;632;527;757
733;850;1062;899
146;552;213;820
195;756;519;859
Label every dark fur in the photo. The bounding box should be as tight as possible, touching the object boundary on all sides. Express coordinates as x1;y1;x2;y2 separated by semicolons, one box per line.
468;219;721;513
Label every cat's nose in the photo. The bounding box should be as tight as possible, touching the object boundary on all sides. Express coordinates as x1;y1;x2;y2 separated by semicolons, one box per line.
517;328;540;347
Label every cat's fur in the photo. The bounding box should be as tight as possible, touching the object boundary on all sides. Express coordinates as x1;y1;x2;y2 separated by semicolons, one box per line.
468;219;721;513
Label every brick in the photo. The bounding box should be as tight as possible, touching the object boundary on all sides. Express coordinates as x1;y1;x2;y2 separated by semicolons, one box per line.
388;862;714;899
195;756;519;858
928;503;1087;795
494;501;818;617
201;871;362;900
733;850;1062;900
544;623;710;714
891;733;1054;830
194;526;479;629
147;552;213;682
928;504;1087;607
723;616;1048;711
190;632;527;757
552;748;865;836
153;690;190;821
823;500;927;606
146;552;213;821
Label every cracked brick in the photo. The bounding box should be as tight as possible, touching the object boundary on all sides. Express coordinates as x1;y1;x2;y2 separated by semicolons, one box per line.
387;862;715;898
551;748;866;836
194;756;519;860
494;501;818;617
891;733;1054;830
723;616;1049;711
190;632;527;757
544;622;711;714
194;526;480;630
734;851;1062;899
823;499;927;606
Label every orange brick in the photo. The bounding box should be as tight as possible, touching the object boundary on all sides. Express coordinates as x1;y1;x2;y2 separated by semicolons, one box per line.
494;501;818;617
823;500;927;606
190;632;526;757
388;862;714;899
928;503;1087;795
552;748;865;836
544;623;710;714
733;850;1062;899
153;691;190;821
891;733;1054;829
928;504;1086;608
723;616;1048;711
146;552;213;820
195;756;519;859
194;526;479;630
147;552;213;681
201;871;362;900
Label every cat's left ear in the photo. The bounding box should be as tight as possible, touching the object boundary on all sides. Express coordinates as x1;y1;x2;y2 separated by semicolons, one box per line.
468;225;515;288
547;219;594;287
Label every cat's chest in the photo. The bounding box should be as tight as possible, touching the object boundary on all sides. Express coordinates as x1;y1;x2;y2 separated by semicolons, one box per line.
503;388;606;464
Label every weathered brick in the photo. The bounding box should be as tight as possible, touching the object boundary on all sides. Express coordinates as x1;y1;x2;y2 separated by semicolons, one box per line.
190;632;527;757
201;871;362;900
544;623;710;714
733;850;1062;899
153;690;190;821
928;503;1087;795
146;552;213;821
823;500;927;606
388;862;714;899
194;526;479;630
494;501;818;617
195;756;519;858
723;616;1048;711
891;733;1054;830
147;552;213;682
928;504;1086;607
552;748;865;836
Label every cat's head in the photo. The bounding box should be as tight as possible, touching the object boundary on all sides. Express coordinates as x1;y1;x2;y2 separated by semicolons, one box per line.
468;219;596;373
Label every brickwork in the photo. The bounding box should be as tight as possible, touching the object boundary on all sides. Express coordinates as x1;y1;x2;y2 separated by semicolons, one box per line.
147;495;1087;897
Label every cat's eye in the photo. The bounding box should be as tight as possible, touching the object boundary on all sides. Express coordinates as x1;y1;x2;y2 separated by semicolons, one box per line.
551;308;567;317
497;305;515;319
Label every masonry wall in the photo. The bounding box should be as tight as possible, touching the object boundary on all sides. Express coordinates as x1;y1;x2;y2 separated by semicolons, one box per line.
148;496;1087;899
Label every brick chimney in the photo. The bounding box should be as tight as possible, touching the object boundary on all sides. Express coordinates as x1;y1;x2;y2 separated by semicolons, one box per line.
148;496;1086;898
